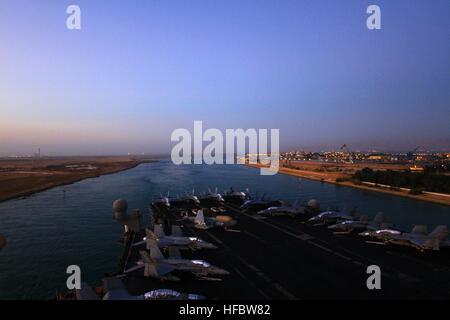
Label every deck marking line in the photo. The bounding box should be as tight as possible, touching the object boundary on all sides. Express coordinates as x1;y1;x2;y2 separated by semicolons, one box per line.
232;267;270;300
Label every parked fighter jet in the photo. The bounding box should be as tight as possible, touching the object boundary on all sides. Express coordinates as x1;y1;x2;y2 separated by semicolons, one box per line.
188;209;237;230
327;212;391;234
152;192;170;208
240;193;283;213
125;241;229;280
171;190;201;208
360;225;449;251
257;200;308;217
308;206;359;226
132;225;217;250
223;187;248;203
198;187;225;205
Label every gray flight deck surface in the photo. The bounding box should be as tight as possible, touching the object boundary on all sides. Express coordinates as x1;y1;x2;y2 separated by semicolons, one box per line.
120;203;450;300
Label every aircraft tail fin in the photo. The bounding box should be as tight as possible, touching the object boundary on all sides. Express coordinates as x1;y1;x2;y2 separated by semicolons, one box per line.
422;226;447;251
139;250;175;277
349;206;358;218
428;225;448;241
411;225;428;235
153;224;165;238
144;263;160;277
139;250;160;277
147;240;164;261
145;228;158;240
194;210;205;224
423;226;448;251
371;212;384;228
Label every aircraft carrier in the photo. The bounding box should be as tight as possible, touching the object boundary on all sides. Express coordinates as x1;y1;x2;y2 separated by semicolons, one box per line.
69;192;450;300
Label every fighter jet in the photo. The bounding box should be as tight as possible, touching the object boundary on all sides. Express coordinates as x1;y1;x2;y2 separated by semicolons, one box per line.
223;187;248;204
188;209;237;230
152;192;170;208
257;200;308;218
132;225;217;250
240;193;283;213
327;212;391;234
198;187;225;205
125;242;229;280
308;206;359;226
170;189;201;209
360;225;449;251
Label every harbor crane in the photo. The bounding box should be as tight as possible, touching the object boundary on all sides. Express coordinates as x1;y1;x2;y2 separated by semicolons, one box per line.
407;146;420;161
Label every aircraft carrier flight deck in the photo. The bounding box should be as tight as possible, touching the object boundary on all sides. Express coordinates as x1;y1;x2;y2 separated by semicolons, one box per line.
105;193;450;300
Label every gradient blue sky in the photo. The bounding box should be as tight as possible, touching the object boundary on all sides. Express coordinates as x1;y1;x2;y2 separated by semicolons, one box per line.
0;0;449;155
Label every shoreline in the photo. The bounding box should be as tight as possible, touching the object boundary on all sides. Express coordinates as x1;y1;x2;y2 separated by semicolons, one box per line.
0;157;156;203
246;163;450;206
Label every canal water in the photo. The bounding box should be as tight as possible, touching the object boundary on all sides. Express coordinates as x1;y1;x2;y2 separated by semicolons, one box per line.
0;159;449;299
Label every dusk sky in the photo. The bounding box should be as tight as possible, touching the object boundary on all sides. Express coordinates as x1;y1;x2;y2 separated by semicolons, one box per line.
0;0;449;155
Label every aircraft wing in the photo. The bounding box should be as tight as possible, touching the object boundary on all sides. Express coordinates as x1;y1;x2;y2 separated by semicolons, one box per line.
132;239;145;247
157;239;174;248
409;237;426;249
156;263;176;276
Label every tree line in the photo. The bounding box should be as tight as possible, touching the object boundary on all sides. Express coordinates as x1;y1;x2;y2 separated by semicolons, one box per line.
351;167;450;194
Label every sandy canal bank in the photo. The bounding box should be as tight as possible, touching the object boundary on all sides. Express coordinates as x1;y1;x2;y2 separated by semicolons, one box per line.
0;156;158;202
246;163;450;206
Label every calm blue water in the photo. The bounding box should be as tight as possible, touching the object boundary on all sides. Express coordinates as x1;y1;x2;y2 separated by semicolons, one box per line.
0;159;449;299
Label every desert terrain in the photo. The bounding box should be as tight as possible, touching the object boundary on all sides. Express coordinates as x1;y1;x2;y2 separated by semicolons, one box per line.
0;156;156;202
